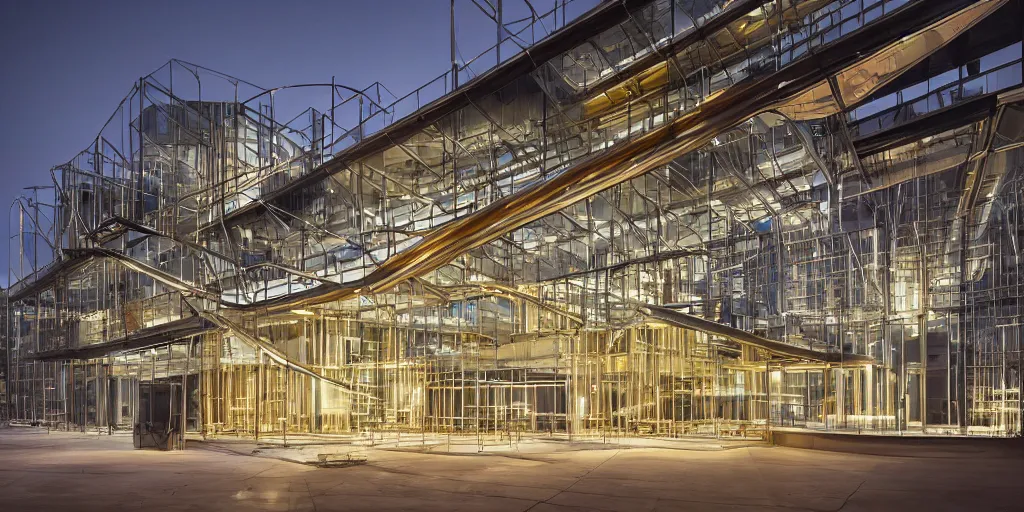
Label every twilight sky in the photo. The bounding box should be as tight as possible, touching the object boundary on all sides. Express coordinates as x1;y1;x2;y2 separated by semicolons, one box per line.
0;0;530;286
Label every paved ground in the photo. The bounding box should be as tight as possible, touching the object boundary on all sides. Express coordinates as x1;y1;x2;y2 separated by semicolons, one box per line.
0;428;1020;511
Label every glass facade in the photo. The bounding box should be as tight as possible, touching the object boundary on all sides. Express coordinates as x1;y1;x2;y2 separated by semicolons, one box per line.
4;0;1023;441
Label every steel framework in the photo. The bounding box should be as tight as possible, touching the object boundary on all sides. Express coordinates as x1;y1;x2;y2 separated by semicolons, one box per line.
3;0;1023;443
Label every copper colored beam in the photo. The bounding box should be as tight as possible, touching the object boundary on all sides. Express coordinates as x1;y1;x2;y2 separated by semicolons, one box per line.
241;1;1004;315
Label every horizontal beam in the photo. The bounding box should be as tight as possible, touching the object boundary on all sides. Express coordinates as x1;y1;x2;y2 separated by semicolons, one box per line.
852;93;998;157
639;305;874;364
31;316;212;361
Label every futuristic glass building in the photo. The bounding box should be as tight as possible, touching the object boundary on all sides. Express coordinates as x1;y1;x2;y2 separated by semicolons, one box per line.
3;0;1023;445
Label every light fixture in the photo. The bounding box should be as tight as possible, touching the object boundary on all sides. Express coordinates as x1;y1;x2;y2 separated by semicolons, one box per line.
290;309;315;316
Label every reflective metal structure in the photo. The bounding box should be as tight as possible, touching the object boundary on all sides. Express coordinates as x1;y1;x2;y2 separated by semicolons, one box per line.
4;0;1023;442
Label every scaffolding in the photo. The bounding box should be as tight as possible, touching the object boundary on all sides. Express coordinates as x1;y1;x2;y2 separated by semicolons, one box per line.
3;0;1023;443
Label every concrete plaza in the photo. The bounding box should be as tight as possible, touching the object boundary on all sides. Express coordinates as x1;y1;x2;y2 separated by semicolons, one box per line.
0;428;1020;511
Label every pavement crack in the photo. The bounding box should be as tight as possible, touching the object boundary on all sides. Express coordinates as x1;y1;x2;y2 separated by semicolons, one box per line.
525;449;622;511
305;479;319;512
836;480;865;511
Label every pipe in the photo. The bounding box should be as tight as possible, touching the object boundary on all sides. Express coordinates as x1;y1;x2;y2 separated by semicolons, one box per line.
234;0;1005;314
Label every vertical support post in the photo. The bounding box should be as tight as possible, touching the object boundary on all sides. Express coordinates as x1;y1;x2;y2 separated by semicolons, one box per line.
3;293;8;423
137;78;145;222
496;0;502;64
182;339;190;449
824;364;831;430
451;0;458;90
284;366;289;447
331;75;336;159
765;360;771;438
256;349;262;442
706;153;714;319
198;336;205;439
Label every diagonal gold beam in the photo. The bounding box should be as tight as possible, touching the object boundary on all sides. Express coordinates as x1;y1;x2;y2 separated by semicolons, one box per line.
224;1;1013;314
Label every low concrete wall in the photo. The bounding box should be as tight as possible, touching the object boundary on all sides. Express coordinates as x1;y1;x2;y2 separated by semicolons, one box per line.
770;429;1024;458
